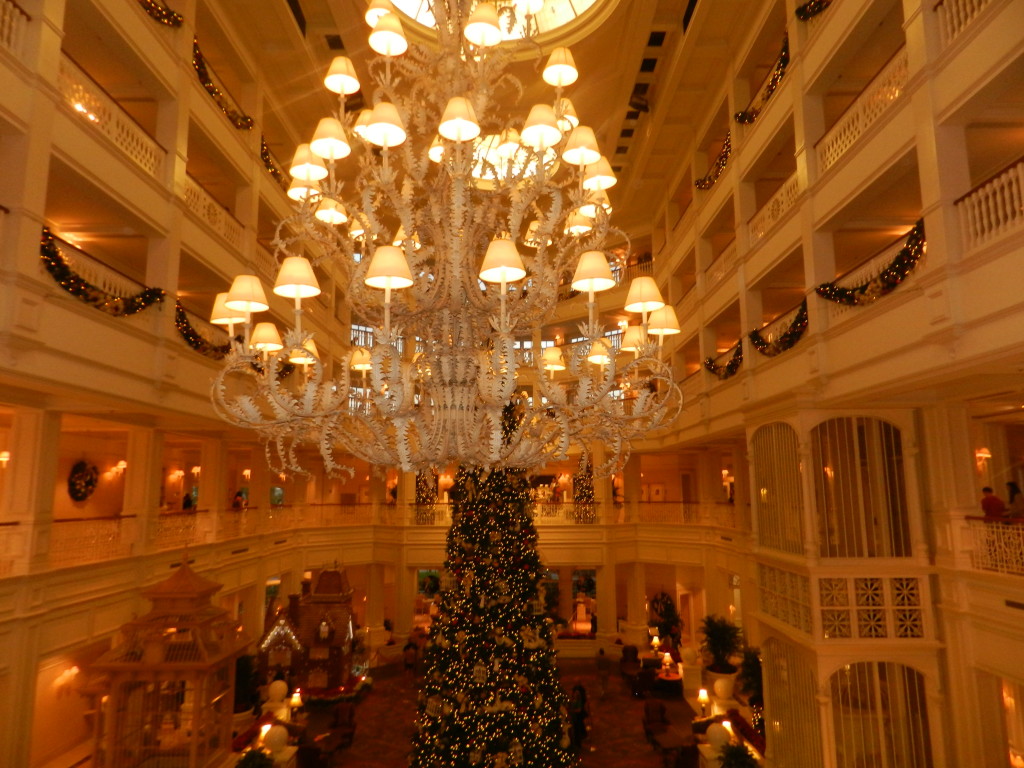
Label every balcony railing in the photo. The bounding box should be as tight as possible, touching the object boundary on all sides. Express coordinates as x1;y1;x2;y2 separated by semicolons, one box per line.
183;174;243;250
56;54;165;179
152;509;207;550
0;0;29;58
676;288;698;321
254;243;278;282
966;516;1024;575
825;235;908;324
705;242;737;291
748;172;802;242
50;516;136;567
936;0;994;46
53;235;152;304
957;156;1024;252
817;47;908;174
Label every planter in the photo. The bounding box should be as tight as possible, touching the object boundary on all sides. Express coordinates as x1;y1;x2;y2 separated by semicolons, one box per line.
702;668;738;701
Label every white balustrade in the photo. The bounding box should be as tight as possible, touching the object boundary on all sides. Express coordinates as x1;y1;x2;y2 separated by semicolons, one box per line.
152;510;201;550
937;0;993;46
817;48;908;173
56;55;165;179
59;240;151;300
681;372;703;401
967;518;1024;575
676;288;697;320
183;174;244;251
254;243;278;281
957;158;1024;252
825;237;907;324
748;172;802;242
0;0;28;59
50;517;134;566
705;242;737;290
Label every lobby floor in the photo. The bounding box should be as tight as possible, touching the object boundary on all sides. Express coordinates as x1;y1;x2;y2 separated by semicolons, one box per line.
345;656;695;767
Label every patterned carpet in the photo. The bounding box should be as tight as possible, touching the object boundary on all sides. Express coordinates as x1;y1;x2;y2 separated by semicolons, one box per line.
343;656;696;767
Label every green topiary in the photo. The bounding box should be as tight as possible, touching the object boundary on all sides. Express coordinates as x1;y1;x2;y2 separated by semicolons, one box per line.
700;615;743;673
719;742;759;768
737;648;763;706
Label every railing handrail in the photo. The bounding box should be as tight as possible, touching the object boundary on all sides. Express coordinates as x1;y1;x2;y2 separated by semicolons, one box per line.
47;232;152;292
954;154;1024;205
826;228;911;286
965;515;1024;524
53;514;137;523
4;0;31;19
753;297;807;336
184;173;242;223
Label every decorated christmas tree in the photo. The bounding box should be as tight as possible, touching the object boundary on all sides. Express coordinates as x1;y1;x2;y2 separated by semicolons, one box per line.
409;465;576;768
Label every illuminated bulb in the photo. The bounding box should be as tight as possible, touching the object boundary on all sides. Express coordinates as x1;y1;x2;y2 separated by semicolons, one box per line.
428;135;444;163
315;197;348;225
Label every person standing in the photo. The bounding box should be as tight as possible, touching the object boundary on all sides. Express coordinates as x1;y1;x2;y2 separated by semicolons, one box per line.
568;683;590;751
981;487;1008;517
595;647;611;698
1007;482;1024;518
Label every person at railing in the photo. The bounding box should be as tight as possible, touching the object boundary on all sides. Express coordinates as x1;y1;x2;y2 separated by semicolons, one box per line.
1008;482;1024;518
981;486;1008;517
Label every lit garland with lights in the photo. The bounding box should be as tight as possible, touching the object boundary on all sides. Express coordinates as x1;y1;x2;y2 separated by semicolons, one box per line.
192;38;254;130
260;136;288;189
411;465;575;768
795;0;833;21
135;0;183;27
174;301;231;359
734;37;789;125
815;220;925;306
39;228;166;316
695;132;732;190
704;343;743;380
748;299;808;357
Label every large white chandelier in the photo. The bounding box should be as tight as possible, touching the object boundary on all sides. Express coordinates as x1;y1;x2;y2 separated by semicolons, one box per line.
211;0;681;477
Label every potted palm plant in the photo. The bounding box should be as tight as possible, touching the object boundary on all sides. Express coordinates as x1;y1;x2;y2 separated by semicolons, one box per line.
719;742;760;768
737;647;765;735
700;614;743;698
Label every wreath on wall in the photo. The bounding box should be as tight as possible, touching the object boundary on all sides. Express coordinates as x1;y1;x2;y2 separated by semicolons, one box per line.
68;460;100;501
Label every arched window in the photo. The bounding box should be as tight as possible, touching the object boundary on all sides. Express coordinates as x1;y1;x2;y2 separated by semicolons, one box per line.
810;417;911;558
763;638;822;768
829;661;933;768
751;422;804;554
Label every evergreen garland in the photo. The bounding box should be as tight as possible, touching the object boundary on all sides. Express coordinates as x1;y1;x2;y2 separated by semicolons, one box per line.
135;0;183;27
795;0;833;21
410;466;575;768
174;301;231;359
260;136;288;188
695;132;732;190
704;344;743;380
734;37;789;125
39;229;166;316
815;220;925;306
748;299;808;357
192;38;255;130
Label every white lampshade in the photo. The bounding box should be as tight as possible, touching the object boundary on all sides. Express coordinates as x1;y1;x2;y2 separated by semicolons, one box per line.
583;156;617;190
324;56;360;95
515;0;544;14
479;237;526;284
287;178;320;201
624;276;665;313
464;3;502;47
365;245;414;289
620;325;646;352
273;256;321;299
251;322;283;352
288;338;319;364
522;220;552;248
365;0;394;26
571;250;616;293
561;125;600;167
648;304;681;336
210;292;247;326
369;12;408;57
315;197;348;225
225;275;269;313
564;211;593;236
439;97;480;142
289;143;328;182
428;135;445;163
541;346;565;371
587;338;612;365
392;225;422;251
352;109;373;139
520;104;562;151
556;96;579;133
543;47;578;87
348;214;367;239
365;101;407;147
579;189;613;218
350;347;372;371
496;128;521;159
310;117;351;160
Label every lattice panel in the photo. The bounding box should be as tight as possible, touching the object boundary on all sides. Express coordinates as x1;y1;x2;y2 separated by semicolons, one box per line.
758;563;812;633
818;576;925;640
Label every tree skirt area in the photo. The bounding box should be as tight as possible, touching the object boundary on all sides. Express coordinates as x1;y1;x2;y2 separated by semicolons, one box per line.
345;658;695;767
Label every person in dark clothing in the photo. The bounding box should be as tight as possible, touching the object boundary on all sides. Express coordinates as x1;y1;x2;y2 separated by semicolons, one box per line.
568;683;589;750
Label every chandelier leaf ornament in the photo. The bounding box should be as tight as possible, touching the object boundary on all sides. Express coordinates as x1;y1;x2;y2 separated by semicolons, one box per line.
211;0;681;477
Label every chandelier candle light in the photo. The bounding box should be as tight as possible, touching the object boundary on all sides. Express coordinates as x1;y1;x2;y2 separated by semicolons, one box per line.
212;0;680;477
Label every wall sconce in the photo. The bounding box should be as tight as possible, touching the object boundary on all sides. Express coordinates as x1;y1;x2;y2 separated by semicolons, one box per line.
170;469;185;481
0;451;9;467
976;447;992;471
698;687;710;716
242;468;251;481
112;460;127;475
190;465;201;478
